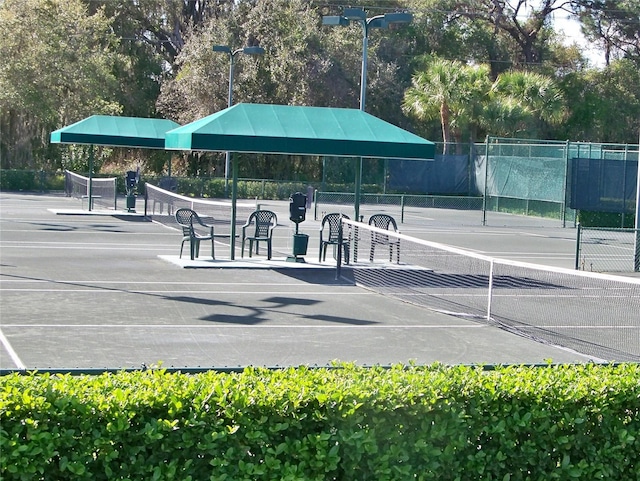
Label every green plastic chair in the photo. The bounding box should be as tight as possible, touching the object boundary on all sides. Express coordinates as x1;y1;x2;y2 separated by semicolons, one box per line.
241;210;278;260
175;208;215;260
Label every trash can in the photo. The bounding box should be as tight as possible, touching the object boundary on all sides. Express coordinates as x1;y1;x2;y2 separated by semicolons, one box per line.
293;233;309;256
288;192;308;262
125;170;138;212
126;194;136;210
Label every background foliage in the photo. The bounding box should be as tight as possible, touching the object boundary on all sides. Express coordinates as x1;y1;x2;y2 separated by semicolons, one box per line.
1;0;639;177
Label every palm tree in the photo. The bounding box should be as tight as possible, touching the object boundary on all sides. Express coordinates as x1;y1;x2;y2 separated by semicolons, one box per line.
402;58;491;153
403;57;566;148
484;70;566;137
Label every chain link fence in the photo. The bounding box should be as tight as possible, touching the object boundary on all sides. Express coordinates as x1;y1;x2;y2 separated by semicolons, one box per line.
576;226;640;273
314;192;484;222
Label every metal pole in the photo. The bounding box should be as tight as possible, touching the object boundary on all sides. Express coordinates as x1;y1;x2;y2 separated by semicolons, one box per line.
622;144;629;228
88;145;94;212
354;20;368;222
482;136;489;226
635;132;640;271
354;157;361;221
359;21;368;111
224;54;235;198
231;154;238;260
336;220;343;280
575;223;581;270
562;140;570;227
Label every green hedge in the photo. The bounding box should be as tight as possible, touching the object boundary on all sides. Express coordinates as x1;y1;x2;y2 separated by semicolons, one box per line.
577;210;637;228
1;363;639;480
0;169;65;192
140;176;316;201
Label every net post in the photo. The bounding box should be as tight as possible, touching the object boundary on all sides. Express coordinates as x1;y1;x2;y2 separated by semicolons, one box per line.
486;259;494;321
335;219;343;280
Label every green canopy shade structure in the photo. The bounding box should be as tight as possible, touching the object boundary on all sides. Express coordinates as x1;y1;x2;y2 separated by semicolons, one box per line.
50;115;180;211
166;103;435;260
165;103;434;159
50;115;180;149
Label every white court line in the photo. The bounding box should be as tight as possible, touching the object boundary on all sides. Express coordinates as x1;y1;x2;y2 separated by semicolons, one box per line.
529;325;640;329
0;245;172;251
0;229;177;237
4;324;484;329
0;240;175;245
0;281;334;286
0;329;26;370
0;289;369;295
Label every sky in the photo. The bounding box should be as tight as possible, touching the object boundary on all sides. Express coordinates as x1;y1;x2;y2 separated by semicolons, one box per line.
551;9;606;68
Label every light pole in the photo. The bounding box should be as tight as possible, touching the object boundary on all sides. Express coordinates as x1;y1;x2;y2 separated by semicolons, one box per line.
323;8;412;221
213;44;265;198
635;130;640;271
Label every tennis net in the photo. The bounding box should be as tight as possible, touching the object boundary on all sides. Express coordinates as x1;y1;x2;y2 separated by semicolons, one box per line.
339;218;640;362
64;170;117;210
144;182;257;239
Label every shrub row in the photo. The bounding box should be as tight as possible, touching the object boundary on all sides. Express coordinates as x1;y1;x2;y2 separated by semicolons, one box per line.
0;170;65;192
577;210;637;228
2;363;639;480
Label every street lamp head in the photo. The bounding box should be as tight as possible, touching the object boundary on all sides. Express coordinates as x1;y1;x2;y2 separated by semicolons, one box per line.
368;17;387;29
212;45;231;54
322;15;349;27
383;12;413;25
343;8;366;21
241;46;265;56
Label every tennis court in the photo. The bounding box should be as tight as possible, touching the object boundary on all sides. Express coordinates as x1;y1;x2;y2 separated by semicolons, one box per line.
0;191;630;372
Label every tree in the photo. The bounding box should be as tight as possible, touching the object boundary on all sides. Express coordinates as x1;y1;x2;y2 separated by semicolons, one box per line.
485;70;566;137
84;0;231;69
403;57;566;148
573;0;640;67
449;0;572;71
403;58;492;151
155;0;349;177
0;0;121;169
558;58;640;142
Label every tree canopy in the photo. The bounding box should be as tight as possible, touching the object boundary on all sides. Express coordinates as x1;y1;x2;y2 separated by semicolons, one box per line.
1;0;638;174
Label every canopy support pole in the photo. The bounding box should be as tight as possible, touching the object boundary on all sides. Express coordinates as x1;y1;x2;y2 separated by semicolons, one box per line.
230;154;238;260
354;157;361;221
88;145;94;212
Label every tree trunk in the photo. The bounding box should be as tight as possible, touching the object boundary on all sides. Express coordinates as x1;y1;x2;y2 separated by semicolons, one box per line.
440;102;451;155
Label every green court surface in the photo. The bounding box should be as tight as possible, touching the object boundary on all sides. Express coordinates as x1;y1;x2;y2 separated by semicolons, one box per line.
0;192;608;372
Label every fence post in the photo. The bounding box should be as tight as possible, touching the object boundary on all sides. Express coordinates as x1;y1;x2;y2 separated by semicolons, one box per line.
575;223;581;270
635;131;640;271
635;228;640;272
482;136;489;226
401;195;405;224
314;190;318;221
562;140;570;228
